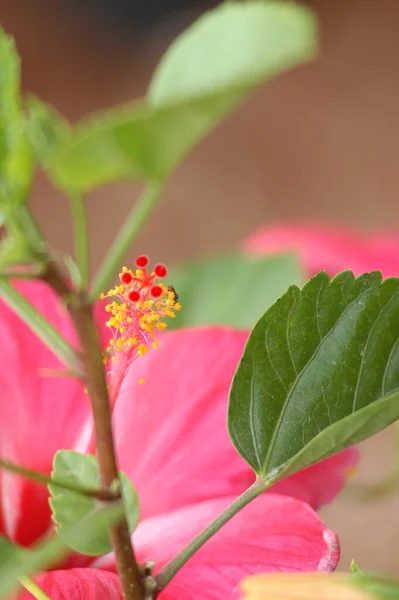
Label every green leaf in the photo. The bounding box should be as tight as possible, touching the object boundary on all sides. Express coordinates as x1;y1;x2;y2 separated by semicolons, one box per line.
350;560;366;575
352;575;399;599
49;1;316;192
228;271;399;480
49;450;139;555
149;0;316;105
168;253;304;329
0;27;33;213
0;227;34;269
0;502;124;598
26;95;70;167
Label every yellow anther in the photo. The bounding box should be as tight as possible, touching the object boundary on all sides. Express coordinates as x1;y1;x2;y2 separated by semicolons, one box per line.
139;378;145;385
156;322;167;331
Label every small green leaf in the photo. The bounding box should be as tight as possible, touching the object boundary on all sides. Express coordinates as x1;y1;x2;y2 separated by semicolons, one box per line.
0;503;124;598
168;253;304;329
49;450;139;555
350;560;366;575
228;271;399;480
49;1;316;192
0;227;34;269
0;27;33;213
26;95;70;168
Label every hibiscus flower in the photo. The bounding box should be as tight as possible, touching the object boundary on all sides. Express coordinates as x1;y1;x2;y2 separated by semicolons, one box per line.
243;222;399;278
0;277;356;599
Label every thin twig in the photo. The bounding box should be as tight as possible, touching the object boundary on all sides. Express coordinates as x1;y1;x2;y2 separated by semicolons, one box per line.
42;264;145;600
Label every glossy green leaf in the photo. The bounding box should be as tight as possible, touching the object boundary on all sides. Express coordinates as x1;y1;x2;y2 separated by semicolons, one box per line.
49;450;139;555
0;27;33;213
49;2;316;192
26;95;70;167
168;253;304;329
0;503;124;598
228;271;399;481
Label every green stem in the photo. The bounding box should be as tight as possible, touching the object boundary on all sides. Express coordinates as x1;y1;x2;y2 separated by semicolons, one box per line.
155;478;267;591
14;204;46;251
69;193;90;288
91;182;163;299
0;457;120;501
19;576;53;600
0;269;44;279
0;278;83;376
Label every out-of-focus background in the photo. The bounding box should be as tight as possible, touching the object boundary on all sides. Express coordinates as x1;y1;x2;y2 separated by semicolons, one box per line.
2;0;399;574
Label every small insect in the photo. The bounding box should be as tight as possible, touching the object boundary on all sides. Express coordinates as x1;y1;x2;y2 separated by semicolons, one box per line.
167;284;179;304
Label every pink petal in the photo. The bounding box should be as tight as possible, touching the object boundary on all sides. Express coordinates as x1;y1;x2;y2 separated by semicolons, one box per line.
0;281;90;544
112;327;253;519
113;327;358;519
18;568;122;600
95;493;339;599
270;448;359;509
243;222;399;278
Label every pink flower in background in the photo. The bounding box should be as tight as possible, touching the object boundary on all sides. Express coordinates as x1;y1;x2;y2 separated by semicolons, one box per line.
244;221;399;277
0;282;356;599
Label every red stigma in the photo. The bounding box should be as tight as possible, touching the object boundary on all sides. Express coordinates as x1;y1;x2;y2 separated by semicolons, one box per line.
154;264;167;278
121;272;133;285
128;290;141;302
151;285;163;298
136;255;149;268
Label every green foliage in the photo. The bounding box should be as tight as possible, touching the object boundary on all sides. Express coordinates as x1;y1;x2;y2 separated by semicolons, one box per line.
48;1;316;192
228;271;399;481
0;28;33;215
26;95;70;167
49;450;139;555
0;503;124;598
351;575;399;599
350;560;366;575
169;253;304;329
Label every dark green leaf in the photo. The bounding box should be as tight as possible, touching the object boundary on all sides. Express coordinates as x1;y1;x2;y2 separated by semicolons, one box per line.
0;27;33;213
49;450;139;555
49;2;316;192
228;271;399;480
26;95;70;167
0;503;124;598
168;253;304;329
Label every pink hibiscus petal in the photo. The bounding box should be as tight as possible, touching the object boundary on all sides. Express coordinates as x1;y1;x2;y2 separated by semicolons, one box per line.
19;568;122;600
95;493;339;599
0;281;91;544
112;327;253;519
243;222;399;278
113;327;358;519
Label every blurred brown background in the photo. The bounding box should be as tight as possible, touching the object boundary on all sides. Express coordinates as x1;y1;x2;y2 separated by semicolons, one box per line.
2;0;399;575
